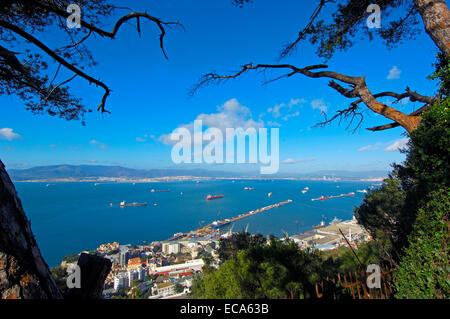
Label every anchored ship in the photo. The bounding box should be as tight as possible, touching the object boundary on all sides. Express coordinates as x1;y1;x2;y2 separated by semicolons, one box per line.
119;201;147;207
206;194;223;200
150;189;170;193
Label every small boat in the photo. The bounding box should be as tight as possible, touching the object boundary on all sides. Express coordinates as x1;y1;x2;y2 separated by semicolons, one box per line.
268;192;272;198
119;201;147;207
357;189;368;193
244;187;254;190
109;203;113;207
153;203;158;206
304;187;309;190
301;190;307;194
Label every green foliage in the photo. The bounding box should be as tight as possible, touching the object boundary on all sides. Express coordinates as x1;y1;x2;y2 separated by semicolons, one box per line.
394;188;450;299
355;178;410;250
192;236;331;299
0;1;115;123
217;232;266;264
62;253;79;264
51;266;68;293
281;0;422;59
320;240;393;274
405;97;450;194
356;98;450;256
174;283;184;294
428;53;450;98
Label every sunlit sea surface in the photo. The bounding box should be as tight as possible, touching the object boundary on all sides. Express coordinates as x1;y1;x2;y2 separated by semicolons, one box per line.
14;179;373;267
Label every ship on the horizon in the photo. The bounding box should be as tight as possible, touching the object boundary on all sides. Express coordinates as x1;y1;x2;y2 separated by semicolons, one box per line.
244;187;254;190
119;201;147;207
206;194;223;200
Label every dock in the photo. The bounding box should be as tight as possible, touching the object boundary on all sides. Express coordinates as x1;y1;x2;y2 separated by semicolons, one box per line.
171;199;293;240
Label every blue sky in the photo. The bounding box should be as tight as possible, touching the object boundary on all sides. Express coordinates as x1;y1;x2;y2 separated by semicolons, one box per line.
0;0;441;174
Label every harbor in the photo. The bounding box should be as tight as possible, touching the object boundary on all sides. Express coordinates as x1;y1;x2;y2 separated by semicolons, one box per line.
169;199;293;240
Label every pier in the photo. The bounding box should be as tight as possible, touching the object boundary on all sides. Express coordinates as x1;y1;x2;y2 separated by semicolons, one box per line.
172;199;293;240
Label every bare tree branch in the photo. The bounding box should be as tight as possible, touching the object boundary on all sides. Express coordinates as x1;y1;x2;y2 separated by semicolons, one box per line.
366;103;432;131
192;62;431;132
33;0;183;59
279;0;332;59
0;19;112;113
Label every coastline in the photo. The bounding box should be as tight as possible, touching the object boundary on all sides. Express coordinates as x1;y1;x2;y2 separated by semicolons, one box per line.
12;175;386;183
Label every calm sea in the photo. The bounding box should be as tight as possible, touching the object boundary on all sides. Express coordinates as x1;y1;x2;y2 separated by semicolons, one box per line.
14;179;372;267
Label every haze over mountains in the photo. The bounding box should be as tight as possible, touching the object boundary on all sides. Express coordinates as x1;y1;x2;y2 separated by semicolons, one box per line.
7;165;388;181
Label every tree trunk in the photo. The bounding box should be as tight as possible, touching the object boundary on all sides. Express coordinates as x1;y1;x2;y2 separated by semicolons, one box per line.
0;160;62;299
414;0;450;57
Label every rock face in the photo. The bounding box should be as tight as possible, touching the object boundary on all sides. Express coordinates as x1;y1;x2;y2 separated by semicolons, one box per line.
0;160;113;299
65;253;112;299
0;160;62;299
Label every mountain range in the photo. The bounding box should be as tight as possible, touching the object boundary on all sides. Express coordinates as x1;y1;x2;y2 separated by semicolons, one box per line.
7;165;388;181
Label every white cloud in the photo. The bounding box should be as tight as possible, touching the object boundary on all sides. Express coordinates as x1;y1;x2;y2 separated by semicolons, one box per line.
281;158;315;164
267;121;281;127
267;103;285;118
267;98;305;120
283;111;300;121
0;128;21;141
358;145;374;152
357;142;384;152
387;66;401;80
90;140;108;150
384;138;409;152
159;98;263;146
311;99;328;113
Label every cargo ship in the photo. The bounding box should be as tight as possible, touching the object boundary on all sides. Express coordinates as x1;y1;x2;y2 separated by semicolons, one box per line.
206;194;223;200
119;201;147;207
150;189;170;193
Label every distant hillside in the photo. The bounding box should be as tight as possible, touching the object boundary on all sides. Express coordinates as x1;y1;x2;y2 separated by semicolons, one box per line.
7;165;389;181
7;165;239;181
